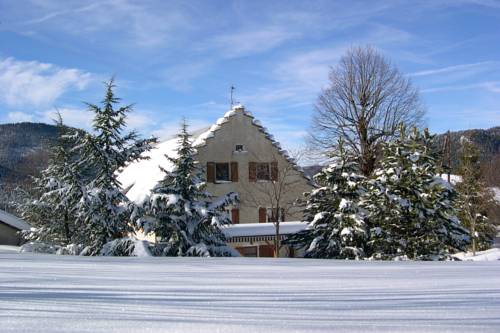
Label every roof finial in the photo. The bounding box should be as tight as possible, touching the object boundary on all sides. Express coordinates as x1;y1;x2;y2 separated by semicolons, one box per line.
230;85;235;107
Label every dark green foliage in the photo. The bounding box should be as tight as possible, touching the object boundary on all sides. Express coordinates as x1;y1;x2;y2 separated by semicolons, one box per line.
77;79;156;255
362;127;469;260
286;141;367;259
18;115;86;246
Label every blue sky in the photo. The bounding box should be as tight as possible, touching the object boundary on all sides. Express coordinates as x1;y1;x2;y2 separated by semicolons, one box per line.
0;0;499;154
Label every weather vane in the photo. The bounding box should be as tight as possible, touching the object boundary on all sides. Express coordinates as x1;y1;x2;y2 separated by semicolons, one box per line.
230;85;235;107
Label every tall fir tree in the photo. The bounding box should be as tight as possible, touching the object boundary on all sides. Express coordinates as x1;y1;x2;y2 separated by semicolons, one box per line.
19;114;86;251
286;141;367;259
141;121;238;257
362;126;469;260
455;137;496;253
77;79;156;255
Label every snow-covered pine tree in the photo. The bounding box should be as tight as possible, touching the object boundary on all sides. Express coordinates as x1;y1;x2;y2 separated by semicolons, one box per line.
362;126;469;260
77;79;156;255
286;140;367;259
19;114;86;251
141;121;238;257
455;137;496;253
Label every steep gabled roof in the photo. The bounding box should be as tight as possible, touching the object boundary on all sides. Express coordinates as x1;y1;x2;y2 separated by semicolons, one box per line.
118;104;312;204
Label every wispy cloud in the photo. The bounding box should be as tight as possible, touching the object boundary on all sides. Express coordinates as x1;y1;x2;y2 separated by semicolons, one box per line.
410;61;499;77
0;57;92;107
422;80;500;93
15;0;194;48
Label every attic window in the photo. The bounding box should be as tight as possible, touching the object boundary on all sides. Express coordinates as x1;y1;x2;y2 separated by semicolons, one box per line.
235;144;244;152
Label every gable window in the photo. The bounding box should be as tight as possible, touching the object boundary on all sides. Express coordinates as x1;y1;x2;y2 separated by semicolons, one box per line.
249;161;278;182
256;163;270;181
216;163;230;181
235;144;244;152
207;162;239;183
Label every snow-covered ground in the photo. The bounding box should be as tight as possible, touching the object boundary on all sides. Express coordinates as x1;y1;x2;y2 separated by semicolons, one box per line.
454;248;500;261
1;251;499;332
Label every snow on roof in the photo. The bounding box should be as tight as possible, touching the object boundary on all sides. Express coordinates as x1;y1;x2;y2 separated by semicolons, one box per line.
118;136;180;204
0;209;30;230
222;221;308;238
118;104;312;204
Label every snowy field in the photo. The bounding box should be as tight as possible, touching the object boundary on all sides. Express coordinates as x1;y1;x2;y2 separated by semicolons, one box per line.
1;249;500;333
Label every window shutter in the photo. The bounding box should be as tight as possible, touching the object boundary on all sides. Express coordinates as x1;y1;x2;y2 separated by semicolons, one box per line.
230;162;238;182
231;208;239;224
248;162;257;182
280;208;285;222
271;161;278;181
258;207;267;223
206;162;215;183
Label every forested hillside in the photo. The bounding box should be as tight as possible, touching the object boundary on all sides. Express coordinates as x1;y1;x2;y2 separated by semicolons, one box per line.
0;122;58;181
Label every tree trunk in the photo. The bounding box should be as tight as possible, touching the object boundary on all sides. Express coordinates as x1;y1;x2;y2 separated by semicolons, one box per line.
274;221;280;258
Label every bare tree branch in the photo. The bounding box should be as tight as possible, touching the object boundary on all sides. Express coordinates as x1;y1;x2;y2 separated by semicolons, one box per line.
310;46;425;175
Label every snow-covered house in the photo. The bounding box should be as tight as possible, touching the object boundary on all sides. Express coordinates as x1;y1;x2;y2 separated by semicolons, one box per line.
0;209;30;246
118;105;313;257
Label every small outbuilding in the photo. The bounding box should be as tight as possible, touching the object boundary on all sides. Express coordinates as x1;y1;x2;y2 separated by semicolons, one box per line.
0;209;30;246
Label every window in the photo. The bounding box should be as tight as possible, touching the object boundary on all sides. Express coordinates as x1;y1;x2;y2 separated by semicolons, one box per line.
207;161;238;183
216;163;229;181
256;163;270;181
259;207;285;223
235;144;244;152
249;161;278;182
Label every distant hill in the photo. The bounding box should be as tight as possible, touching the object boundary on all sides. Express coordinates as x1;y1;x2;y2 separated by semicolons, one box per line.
0;122;59;182
434;126;500;171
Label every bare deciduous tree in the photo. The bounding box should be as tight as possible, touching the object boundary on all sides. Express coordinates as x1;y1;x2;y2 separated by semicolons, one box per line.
242;150;306;258
311;46;425;176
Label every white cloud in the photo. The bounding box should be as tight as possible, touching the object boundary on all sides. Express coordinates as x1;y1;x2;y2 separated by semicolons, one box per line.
0;57;92;107
40;107;93;129
7;111;34;122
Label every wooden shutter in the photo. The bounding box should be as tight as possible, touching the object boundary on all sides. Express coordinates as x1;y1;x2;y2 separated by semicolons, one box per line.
271;161;278;181
248;162;257;182
230;162;238;182
206;162;215;183
258;207;267;223
231;208;239;224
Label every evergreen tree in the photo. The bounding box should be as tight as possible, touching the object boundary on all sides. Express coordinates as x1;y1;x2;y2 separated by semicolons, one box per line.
77;79;156;255
141;121;238;257
362;126;469;260
286;141;367;259
19;115;86;250
455;137;496;253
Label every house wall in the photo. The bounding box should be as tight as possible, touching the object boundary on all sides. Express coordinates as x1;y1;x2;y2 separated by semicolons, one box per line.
0;222;22;246
195;108;313;225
